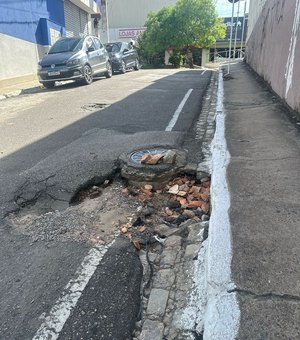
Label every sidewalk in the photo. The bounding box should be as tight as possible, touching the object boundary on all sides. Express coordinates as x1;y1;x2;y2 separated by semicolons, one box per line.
0;77;42;100
224;62;300;338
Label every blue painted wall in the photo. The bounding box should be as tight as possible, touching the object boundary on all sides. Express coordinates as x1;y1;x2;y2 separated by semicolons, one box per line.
0;0;65;45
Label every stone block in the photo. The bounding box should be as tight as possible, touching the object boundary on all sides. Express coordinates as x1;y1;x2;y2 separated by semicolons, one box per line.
140;320;164;340
153;268;176;289
187;225;204;244
159;249;178;268
147;288;169;319
185;244;200;260
164;235;182;249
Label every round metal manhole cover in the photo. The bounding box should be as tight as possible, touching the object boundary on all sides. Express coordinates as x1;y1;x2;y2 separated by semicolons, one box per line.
130;149;166;164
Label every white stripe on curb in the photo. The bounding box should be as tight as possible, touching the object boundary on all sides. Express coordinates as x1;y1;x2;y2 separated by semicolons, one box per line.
203;69;240;339
32;243;113;340
165;89;193;131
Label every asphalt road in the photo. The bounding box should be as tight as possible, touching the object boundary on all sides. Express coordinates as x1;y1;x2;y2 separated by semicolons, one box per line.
0;68;212;339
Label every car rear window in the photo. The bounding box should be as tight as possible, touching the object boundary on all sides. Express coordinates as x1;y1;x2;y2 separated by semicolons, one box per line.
49;38;83;54
105;43;122;53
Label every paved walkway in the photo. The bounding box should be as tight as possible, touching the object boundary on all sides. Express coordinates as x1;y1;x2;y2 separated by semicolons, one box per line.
0;77;41;100
224;62;300;339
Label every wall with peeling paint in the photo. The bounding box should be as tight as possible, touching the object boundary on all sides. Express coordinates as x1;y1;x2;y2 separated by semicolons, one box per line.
246;0;300;113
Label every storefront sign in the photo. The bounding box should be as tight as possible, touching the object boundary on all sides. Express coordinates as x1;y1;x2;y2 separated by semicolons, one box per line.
118;28;145;39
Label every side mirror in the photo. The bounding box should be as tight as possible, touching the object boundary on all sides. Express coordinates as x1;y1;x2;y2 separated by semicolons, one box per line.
87;46;95;53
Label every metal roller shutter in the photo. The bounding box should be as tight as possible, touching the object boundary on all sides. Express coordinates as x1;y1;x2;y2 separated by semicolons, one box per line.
64;0;89;38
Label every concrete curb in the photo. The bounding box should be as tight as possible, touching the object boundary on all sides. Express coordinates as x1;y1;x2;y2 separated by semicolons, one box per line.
0;85;43;101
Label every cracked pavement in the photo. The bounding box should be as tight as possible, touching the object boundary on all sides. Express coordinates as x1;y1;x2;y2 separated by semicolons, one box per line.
224;63;300;339
0;68;212;339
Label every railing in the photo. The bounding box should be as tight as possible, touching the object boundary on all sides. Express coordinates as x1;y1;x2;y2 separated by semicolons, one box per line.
209;49;245;62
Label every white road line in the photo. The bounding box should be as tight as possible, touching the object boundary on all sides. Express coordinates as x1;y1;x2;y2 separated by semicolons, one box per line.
201;70;207;76
32;243;113;340
165;89;193;131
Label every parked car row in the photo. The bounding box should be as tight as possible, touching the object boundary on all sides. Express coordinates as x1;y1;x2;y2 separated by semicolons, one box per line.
37;36;139;89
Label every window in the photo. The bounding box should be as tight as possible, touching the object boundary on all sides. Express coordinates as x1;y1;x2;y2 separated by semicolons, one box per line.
85;37;96;50
93;38;101;50
105;43;122;53
48;38;83;54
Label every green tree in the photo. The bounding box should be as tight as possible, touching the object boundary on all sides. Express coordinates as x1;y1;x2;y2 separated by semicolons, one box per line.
138;0;226;66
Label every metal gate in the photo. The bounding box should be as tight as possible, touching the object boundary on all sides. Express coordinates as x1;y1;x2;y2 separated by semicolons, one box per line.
64;0;89;37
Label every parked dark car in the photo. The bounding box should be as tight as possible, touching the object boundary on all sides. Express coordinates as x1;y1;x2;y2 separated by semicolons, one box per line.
38;36;112;88
104;42;139;74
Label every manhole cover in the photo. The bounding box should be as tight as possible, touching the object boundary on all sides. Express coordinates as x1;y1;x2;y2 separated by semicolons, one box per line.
130;149;166;164
81;103;108;112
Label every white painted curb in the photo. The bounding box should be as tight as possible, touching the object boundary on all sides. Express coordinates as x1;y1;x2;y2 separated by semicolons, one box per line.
203;69;240;340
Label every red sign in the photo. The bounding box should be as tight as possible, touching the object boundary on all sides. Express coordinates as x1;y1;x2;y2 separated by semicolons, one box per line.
118;28;145;39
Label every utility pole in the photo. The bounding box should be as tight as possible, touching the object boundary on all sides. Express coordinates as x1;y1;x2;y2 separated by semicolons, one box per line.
227;0;239;74
240;0;247;58
105;0;109;43
233;0;241;59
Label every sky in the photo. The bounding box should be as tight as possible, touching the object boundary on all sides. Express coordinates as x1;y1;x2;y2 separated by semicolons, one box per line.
215;0;250;17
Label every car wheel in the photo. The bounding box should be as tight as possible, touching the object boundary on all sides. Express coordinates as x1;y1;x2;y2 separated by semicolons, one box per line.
134;58;140;71
82;64;93;85
43;81;55;89
120;60;126;74
105;61;112;78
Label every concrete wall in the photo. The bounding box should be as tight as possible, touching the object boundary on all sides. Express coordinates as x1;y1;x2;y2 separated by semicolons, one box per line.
0;33;42;81
246;0;268;40
246;0;300;113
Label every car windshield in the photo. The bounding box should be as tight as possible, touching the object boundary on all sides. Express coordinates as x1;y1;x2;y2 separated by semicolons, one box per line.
48;38;83;54
105;43;122;53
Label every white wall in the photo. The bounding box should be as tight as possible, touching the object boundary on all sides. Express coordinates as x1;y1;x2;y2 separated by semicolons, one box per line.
99;0;177;43
0;33;43;81
107;0;177;27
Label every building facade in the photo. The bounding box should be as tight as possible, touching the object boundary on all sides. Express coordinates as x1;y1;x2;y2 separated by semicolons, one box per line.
0;0;100;83
246;0;300;113
99;0;177;44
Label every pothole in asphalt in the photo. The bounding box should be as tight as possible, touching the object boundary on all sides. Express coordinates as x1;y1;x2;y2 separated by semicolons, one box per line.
8;148;211;246
8;156;211;338
81;103;109;112
8;171;211;246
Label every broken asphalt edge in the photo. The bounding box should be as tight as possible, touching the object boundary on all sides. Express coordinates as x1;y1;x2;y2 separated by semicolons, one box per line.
202;69;240;339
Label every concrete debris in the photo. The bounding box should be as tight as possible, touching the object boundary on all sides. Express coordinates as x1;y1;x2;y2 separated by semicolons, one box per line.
141;153;164;165
140;150;178;166
168;185;179;195
162;150;177;164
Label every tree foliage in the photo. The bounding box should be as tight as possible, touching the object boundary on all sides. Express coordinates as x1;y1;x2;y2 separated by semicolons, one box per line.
138;0;226;58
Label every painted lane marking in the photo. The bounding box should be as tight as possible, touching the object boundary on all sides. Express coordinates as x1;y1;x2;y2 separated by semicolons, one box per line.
201;70;207;76
32;243;113;340
165;89;193;131
204;69;240;339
